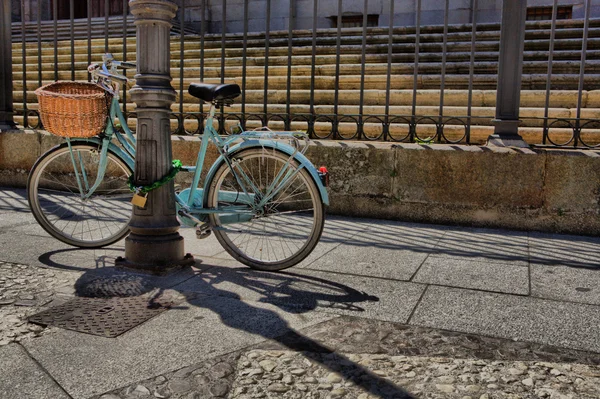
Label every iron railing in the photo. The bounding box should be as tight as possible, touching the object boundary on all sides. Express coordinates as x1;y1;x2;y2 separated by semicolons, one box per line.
6;0;600;148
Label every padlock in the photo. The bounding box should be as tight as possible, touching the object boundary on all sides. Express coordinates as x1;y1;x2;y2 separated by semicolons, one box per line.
131;191;148;208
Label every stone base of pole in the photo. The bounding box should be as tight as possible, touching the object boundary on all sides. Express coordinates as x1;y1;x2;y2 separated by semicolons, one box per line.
116;233;195;276
487;119;529;148
486;134;530;148
0;118;17;131
0;126;19;133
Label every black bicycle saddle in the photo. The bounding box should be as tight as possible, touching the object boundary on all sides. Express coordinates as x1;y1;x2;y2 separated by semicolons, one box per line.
188;83;241;103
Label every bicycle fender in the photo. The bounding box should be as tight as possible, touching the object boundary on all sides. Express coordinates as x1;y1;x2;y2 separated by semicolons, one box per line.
63;138;135;170
203;139;330;206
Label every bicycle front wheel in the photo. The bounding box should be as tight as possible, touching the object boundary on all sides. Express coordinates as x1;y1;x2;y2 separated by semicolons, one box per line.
27;143;133;248
207;147;325;271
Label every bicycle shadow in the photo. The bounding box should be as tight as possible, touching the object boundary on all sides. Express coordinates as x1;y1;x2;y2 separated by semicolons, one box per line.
37;248;415;398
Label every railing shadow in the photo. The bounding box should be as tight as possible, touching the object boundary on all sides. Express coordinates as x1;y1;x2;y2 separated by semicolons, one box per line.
2;185;596;270
316;217;599;269
0;187;31;213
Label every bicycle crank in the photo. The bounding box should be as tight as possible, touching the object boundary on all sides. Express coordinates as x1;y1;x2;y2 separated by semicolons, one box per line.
196;224;212;239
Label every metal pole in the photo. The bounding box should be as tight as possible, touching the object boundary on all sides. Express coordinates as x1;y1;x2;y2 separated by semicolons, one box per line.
117;0;194;274
0;0;16;131
487;0;528;148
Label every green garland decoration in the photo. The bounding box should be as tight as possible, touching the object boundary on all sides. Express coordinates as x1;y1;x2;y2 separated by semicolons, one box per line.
127;159;183;194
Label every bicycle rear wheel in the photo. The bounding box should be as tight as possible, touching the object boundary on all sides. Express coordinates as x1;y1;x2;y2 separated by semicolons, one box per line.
27;143;132;248
206;147;325;271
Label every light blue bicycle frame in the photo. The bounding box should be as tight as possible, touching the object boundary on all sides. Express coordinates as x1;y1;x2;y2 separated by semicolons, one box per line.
66;96;329;227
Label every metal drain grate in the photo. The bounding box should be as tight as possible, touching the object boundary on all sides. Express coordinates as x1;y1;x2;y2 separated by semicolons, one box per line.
28;296;171;338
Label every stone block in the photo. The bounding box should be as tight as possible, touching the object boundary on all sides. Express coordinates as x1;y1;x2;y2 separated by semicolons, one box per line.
410;285;600;353
392;145;545;208
306;141;394;198
585;90;600;107
0;130;40;170
543;151;600;214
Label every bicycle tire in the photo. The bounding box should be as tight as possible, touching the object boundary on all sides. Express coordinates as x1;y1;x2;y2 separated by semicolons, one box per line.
206;147;325;271
27;143;133;248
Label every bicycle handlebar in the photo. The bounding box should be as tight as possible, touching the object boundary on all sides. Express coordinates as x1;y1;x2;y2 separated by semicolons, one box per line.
88;61;129;84
96;70;128;84
116;61;137;70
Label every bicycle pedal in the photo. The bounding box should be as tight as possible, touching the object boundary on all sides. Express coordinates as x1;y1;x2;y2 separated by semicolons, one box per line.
196;229;212;239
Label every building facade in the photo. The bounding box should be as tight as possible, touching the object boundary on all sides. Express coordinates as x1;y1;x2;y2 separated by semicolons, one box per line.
12;0;600;32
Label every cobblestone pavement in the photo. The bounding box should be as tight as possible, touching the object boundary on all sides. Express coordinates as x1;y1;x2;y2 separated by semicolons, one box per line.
3;257;600;399
0;261;79;346
94;317;600;399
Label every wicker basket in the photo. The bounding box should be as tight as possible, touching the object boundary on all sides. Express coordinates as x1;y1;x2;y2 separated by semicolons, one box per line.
35;81;112;138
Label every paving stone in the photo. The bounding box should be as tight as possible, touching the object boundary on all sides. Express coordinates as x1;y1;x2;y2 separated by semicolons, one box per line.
433;227;529;266
531;263;600;305
529;232;600;269
413;257;529;294
305;242;430;280
175;266;424;323
410;286;600;353
0;343;70;399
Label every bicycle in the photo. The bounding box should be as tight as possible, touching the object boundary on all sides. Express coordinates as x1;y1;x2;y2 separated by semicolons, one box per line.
27;53;330;271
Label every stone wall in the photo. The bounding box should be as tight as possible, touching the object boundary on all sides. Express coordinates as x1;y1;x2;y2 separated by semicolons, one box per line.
1;130;599;235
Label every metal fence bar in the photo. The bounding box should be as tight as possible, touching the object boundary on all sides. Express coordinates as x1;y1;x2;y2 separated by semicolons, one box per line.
70;0;75;81
0;0;16;130
241;0;248;125
542;0;559;145
221;0;226;85
199;0;205;119
438;0;449;142
263;0;271;124
122;0;128;114
489;0;527;147
466;0;478;144
87;0;92;82
333;0;342;137
20;1;28;127
285;0;293;130
358;0;368;140
53;0;58;81
105;0;109;52
179;0;185;119
37;3;42;87
220;0;226;132
309;0;318;120
575;0;591;147
384;0;394;140
411;0;421;141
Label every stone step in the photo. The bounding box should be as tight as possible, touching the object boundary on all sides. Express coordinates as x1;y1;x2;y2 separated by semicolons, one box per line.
18;90;598;111
12;47;600;78
16;88;600;128
11;18;194;42
13;60;600;85
18;82;599;108
13;34;600;61
13;24;600;55
12;17;600;49
14;114;593;147
14;69;600;95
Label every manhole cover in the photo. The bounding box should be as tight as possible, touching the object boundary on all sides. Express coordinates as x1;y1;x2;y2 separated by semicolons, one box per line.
28;296;172;338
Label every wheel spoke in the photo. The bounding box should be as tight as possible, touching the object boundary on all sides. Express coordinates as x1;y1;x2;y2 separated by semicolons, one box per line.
29;145;132;247
208;148;323;270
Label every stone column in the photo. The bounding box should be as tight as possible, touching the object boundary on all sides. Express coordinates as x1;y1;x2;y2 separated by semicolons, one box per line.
0;0;17;131
486;0;528;148
116;0;194;274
